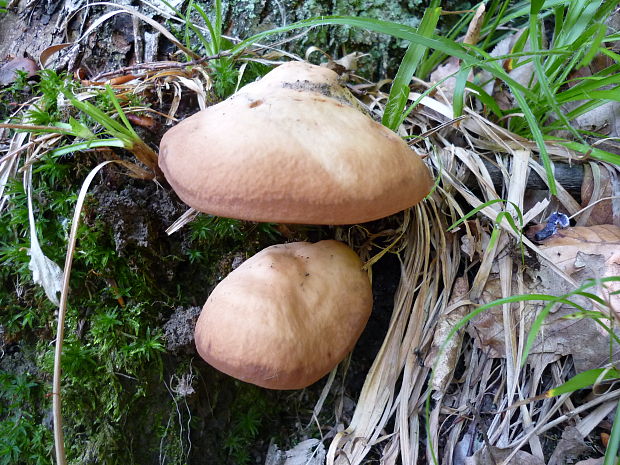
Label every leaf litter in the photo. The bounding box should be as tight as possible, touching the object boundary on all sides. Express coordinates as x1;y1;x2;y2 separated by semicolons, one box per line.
327;16;620;465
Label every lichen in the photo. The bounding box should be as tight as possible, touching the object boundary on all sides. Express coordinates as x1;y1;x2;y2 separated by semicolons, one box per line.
206;0;473;78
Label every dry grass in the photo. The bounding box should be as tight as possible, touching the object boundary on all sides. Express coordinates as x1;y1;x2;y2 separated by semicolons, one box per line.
325;81;620;465
1;5;619;464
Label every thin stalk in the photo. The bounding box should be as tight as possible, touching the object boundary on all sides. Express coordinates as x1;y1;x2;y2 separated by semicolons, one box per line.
53;160;118;465
0;123;74;135
604;398;620;465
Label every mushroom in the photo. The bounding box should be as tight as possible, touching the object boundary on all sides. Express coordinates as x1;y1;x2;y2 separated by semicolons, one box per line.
158;61;432;225
194;240;373;389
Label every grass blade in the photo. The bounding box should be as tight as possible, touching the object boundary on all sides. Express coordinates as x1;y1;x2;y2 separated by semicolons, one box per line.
558;141;620;165
382;5;441;130
105;85;139;139
510;87;556;194
604;398;620;465
546;368;620;397
529;4;582;142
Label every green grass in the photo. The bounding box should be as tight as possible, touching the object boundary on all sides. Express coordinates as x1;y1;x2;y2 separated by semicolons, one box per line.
227;2;619;188
1;0;619;463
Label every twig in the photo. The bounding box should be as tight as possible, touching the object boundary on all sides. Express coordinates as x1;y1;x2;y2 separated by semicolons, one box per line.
0;123;73;134
91;53;233;81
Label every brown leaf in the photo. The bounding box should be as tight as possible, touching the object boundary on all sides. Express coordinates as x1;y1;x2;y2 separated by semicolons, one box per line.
464;446;544;465
426;276;470;392
581;164;620;226
564;54;620;151
468;226;620;371
575;459;604;465
478;29;535;109
429;57;461;98
547;426;589;465
463;3;486;46
430;3;485;100
538;225;620;275
0;57;38;86
39;43;72;68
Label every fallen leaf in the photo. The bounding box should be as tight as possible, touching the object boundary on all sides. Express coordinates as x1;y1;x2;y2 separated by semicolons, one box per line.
464;445;544;465
478;29;536;110
429;4;484;101
332;52;369;72
39;43;72;68
601;432;610;448
429;57;461;99
581;164;620;226
575;459;604;465
468;226;620;372
547;426;589;465
28;245;63;307
426;276;470;392
25;167;62;306
265;439;325;465
538;225;620;275
0;57;39;86
562;54;620;152
463;3;485;46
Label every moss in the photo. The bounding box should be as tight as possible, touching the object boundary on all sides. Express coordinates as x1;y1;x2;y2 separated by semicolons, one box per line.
0;1;482;462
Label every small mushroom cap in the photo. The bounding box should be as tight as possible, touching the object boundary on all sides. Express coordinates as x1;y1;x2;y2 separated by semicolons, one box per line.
194;240;373;389
159;61;432;225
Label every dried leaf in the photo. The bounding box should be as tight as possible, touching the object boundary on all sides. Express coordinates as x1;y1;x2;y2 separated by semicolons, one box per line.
478;29;534;109
426;276;470;392
572;101;620;141
0;136;21;212
581;164;620;226
469;226;620;371
563;54;620;150
464;445;544;465
538;225;620;275
463;3;485;46
429;4;484;100
28;244;63;307
176;76;207;110
266;439;326;465
0;57;39;86
547;426;589;465
429;58;461;99
575;459;604;465
25;167;62;306
332;52;368;72
39;43;72;68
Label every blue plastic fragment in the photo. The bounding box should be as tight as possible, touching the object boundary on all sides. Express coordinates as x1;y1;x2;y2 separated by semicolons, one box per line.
534;212;570;241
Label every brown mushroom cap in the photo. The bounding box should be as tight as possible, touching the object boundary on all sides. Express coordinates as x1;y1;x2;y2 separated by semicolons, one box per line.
159;61;432;225
194;240;373;389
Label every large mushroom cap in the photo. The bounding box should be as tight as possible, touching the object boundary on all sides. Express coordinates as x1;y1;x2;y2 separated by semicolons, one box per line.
159;61;432;225
194;240;373;389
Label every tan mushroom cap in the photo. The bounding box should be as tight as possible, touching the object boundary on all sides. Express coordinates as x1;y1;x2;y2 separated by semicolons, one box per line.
194;240;373;390
159;61;432;225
